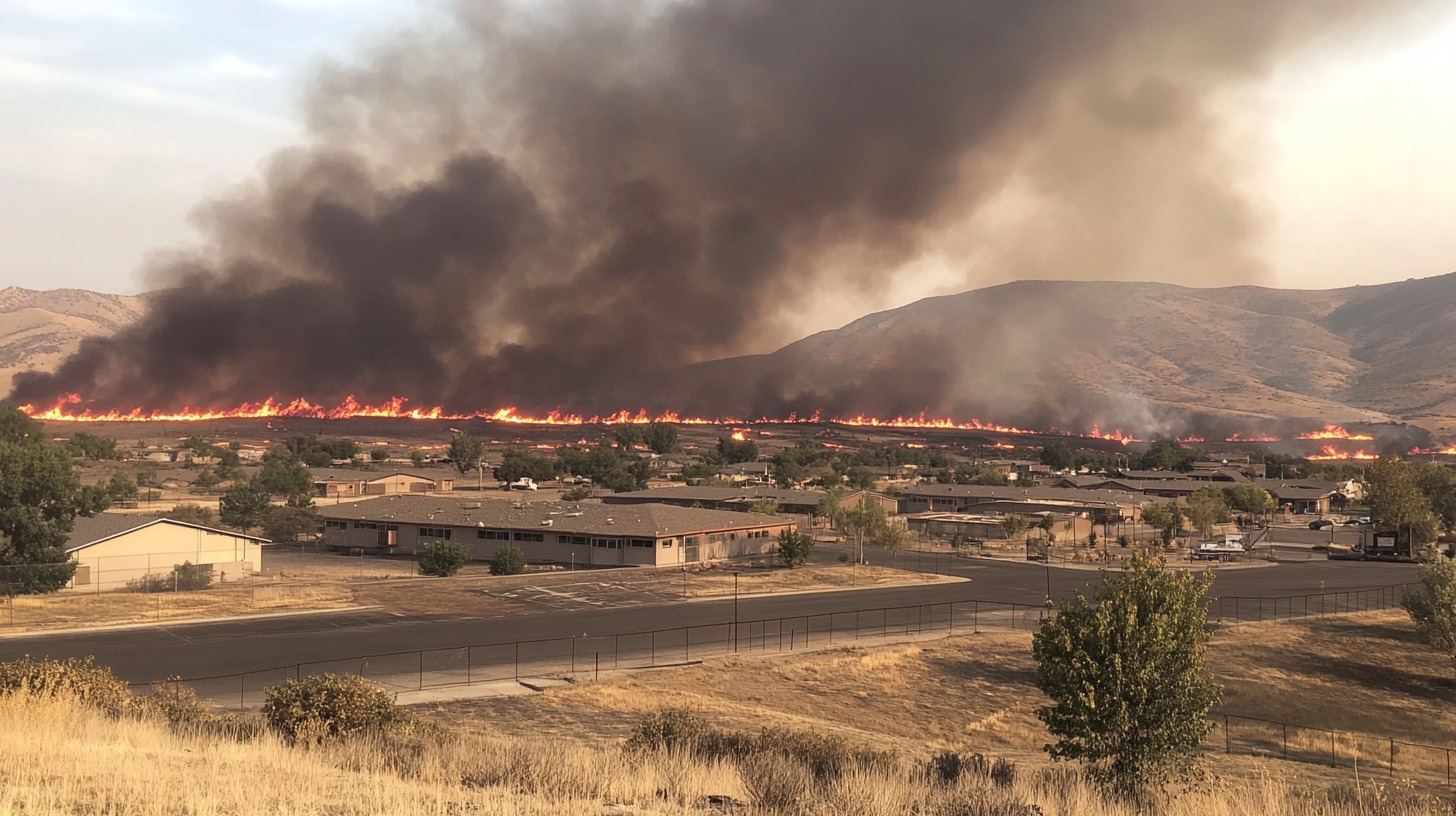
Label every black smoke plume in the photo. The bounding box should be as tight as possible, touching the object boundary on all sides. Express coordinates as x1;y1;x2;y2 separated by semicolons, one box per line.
9;0;1428;419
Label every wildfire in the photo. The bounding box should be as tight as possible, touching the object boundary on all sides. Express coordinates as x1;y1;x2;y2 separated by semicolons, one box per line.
1307;445;1378;461
1224;432;1281;443
1410;445;1456;456
1296;424;1374;441
22;394;1143;443
730;431;748;442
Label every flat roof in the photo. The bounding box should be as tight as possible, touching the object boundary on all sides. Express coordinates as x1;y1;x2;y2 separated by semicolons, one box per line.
319;494;792;539
900;484;1147;506
603;486;825;506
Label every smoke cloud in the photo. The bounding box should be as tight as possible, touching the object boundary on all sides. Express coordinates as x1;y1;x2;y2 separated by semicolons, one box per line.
9;0;1429;421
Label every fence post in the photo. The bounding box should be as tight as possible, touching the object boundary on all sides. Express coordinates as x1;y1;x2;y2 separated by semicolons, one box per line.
1225;714;1231;754
594;652;599;683
1331;731;1337;767
514;642;520;681
949;602;954;636
974;601;978;633
467;646;472;686
614;635;619;668
571;636;577;674
418;652;424;691
1390;740;1395;777
1283;724;1288;759
240;673;245;711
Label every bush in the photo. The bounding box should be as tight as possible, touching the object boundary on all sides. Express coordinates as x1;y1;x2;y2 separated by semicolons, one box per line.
776;529;815;567
626;708;711;752
739;752;813;811
419;539;470;577
562;484;592;501
126;561;214;593
0;656;131;714
490;545;526;576
1402;555;1456;663
261;674;405;744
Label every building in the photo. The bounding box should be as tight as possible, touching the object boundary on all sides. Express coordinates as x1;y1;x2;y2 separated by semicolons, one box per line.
906;511;1097;544
898;484;1146;521
312;469;455;498
602;486;826;516
1257;481;1339;515
66;514;268;592
319;495;794;567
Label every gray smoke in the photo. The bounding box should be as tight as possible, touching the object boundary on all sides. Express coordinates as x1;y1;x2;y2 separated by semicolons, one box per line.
9;0;1428;419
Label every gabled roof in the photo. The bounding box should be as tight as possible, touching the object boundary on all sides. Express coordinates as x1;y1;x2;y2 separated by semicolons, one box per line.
310;468;453;484
65;513;270;553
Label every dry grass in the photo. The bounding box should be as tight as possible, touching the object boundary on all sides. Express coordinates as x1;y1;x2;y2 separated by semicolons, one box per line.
1;689;1450;815
0;582;355;631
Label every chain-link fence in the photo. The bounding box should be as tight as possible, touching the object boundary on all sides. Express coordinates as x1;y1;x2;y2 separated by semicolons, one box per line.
1212;713;1453;788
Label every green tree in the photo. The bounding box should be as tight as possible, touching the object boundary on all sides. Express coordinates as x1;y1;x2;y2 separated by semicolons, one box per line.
770;455;806;488
748;499;782;515
191;467;219;493
845;465;877;490
219;478;273;530
643;422;678;455
1037;513;1056;541
842;497;887;563
489;544;526;576
369;447;390;462
257;447;312;498
1039;440;1074;471
167;503;220;528
776;529;814;567
1185;487;1232;539
105;472;139;503
1221;483;1276;518
716;436;759;465
871;518;912;562
67;432;120;460
1365;456;1437;543
1402;557;1456;666
1033;553;1222;797
1140;502;1182;547
1001;514;1030;541
420;540;471;577
409;450;426;468
815;486;847;529
262;505;320;543
448;431;485;476
0;441;96;594
1414;462;1456;534
0;407;43;445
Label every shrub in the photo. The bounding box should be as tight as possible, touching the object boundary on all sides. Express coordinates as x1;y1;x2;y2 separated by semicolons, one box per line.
489;545;526;576
1402;555;1456;664
126;561;214;593
0;655;131;714
626;708;711;752
562;484;592;501
369;447;390;462
738;752;812;812
419;539;471;577
776;529;814;567
261;674;404;744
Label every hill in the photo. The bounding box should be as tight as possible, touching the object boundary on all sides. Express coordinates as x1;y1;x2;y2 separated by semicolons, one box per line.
0;287;147;398
675;273;1456;436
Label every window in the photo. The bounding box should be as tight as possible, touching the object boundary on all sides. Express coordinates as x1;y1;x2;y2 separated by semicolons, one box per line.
661;540;673;548
513;531;544;542
354;521;378;530
591;538;620;549
325;520;347;530
419;526;452;539
629;538;653;548
478;529;510;540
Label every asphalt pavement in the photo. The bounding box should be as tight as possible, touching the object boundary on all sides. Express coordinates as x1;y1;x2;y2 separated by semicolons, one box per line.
0;556;1419;685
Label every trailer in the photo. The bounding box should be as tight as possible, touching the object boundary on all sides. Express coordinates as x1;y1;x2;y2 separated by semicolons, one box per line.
1193;534;1248;561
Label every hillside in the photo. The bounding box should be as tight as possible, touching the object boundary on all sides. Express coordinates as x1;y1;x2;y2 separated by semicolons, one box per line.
0;287;147;399
676;274;1456;436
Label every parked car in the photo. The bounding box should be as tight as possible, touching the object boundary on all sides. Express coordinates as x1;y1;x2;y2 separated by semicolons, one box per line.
563;476;593;485
509;478;539;491
1308;519;1334;530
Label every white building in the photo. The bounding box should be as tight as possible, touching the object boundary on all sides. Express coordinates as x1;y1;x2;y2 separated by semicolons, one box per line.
66;514;269;592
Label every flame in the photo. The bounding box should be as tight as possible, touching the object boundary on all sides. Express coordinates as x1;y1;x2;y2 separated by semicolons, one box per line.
1296;424;1374;441
1307;445;1378;461
1224;432;1281;443
990;443;1016;450
1410;445;1456;455
730;431;748;442
22;394;1141;443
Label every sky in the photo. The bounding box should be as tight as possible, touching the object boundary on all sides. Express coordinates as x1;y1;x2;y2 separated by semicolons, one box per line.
2;0;1455;304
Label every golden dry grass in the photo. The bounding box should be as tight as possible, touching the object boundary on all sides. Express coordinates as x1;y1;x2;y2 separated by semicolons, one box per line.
1;582;355;631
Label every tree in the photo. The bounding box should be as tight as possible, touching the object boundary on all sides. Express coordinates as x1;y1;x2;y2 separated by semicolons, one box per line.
369;447;390;462
643;422;678;455
105;472;139;503
871;518;912;562
845;465;877;490
770;455;805;488
67;432;120;461
0;441;95;594
1001;514;1030;541
167;503;220;528
1414;462;1456;534
219;478;273;530
716;436;759;464
1222;483;1275;519
1402;557;1456;666
1184;487;1231;539
1033;553;1221;797
842;497;888;563
815;486;847;529
420;540;471;577
448;431;485;476
257;447;312;498
489;545;526;576
1037;513;1056;541
1365;456;1438;544
192;468;219;493
0;407;43;445
748;499;782;515
1140;502;1182;547
409;450;426;468
776;529;815;567
1039;440;1074;471
262;505;320;543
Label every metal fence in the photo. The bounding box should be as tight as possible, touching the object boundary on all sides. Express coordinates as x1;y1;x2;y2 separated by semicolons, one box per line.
136;598;1049;709
1210;583;1419;624
1213;713;1454;787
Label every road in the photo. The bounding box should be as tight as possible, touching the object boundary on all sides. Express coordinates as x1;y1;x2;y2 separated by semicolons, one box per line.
0;557;1418;687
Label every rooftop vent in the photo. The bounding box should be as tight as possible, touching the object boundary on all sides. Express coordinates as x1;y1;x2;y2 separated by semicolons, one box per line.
541;519;553;526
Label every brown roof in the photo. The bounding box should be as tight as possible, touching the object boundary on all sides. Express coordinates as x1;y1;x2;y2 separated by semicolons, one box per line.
603;486;825;507
319;494;792;539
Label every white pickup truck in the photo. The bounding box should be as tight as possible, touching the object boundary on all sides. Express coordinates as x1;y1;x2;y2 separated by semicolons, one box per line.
508;478;539;491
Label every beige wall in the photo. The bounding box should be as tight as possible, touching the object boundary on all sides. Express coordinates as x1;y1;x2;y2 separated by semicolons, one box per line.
70;524;262;592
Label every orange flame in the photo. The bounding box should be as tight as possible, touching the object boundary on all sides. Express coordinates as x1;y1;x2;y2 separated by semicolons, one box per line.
1296;424;1373;441
1224;432;1281;443
1307;445;1377;461
1410;445;1456;455
21;394;1150;443
730;431;748;442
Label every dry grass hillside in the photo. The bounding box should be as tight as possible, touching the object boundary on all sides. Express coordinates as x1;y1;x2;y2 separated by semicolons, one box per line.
0;287;146;399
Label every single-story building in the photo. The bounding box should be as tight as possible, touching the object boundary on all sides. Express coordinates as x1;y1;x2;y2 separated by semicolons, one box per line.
66;514;268;592
898;484;1146;522
602;486;826;516
312;469;455;498
906;511;1098;544
1259;484;1338;515
319;495;794;567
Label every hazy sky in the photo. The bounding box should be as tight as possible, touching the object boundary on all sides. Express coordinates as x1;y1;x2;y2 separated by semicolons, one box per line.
3;0;1455;303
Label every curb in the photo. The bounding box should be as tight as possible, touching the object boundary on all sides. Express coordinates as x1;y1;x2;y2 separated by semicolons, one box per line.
0;605;383;639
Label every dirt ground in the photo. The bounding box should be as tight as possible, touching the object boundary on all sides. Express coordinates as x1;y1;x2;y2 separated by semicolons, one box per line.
419;610;1456;790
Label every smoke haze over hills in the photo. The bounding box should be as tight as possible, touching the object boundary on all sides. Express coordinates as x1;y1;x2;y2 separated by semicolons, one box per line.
7;0;1440;426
